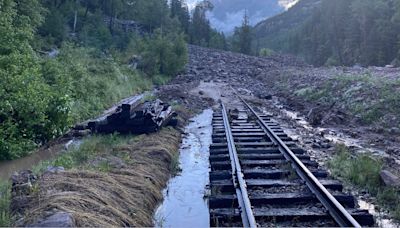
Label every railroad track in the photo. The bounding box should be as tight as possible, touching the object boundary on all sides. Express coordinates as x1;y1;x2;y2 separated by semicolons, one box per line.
208;95;374;227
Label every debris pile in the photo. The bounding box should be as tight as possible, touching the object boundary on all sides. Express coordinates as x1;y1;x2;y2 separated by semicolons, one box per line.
85;99;177;134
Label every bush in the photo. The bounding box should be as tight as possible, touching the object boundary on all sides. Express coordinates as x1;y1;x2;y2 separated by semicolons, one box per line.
53;44;152;123
259;48;275;57
138;29;187;77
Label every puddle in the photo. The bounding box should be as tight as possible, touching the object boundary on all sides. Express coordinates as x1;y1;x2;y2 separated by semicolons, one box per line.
358;199;397;228
0;92;145;181
0;138;82;180
154;109;213;228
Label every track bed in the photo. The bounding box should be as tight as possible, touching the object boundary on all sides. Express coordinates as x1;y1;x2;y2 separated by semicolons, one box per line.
208;99;374;227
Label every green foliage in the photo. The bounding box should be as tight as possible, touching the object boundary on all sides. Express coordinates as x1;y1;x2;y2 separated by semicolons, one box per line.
34;134;128;173
259;48;275;57
254;0;400;66
170;0;190;34
232;11;253;55
138;29;187;77
328;145;400;220
54;44;152;122
293;73;400;126
0;181;11;227
0;0;70;160
1;0;189;161
188;1;226;50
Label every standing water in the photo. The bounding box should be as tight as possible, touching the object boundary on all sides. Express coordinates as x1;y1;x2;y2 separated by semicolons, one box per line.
154;109;213;228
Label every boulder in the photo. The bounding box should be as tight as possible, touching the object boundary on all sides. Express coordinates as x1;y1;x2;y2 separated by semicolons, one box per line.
29;212;75;227
45;166;65;174
11;170;37;196
380;170;400;187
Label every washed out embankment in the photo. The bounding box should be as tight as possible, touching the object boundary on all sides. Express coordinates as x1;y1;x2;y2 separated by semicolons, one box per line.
9;77;215;226
14;129;181;227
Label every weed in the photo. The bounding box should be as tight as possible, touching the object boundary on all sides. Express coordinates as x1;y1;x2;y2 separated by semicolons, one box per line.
96;161;112;172
328;144;400;221
142;94;157;102
170;151;181;176
32;134;130;175
0;181;11;227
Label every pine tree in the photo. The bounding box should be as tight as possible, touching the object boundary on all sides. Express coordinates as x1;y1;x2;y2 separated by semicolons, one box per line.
232;10;252;55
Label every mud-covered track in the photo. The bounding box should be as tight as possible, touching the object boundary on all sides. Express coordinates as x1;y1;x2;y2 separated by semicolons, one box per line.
208;99;374;227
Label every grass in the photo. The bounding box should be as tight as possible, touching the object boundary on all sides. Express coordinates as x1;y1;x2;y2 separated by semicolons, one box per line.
328;144;400;220
0;181;11;227
293;73;400;127
20;128;182;227
169;150;181;176
33;133;130;174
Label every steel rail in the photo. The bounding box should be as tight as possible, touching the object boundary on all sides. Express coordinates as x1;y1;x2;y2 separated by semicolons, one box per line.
220;103;257;228
236;94;361;228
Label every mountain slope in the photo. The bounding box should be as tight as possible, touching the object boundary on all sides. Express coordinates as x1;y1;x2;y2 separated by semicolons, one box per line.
254;0;400;67
253;0;321;56
188;0;299;33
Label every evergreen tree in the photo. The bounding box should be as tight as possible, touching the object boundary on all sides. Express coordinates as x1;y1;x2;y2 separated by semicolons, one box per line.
233;10;253;55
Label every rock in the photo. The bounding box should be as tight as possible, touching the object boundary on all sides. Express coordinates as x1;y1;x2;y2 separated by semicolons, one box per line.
389;127;400;135
11;170;37;196
45;166;65;174
29;212;75;227
380;170;400;187
263;94;273;100
307;107;324;126
10;170;37;214
312;143;321;149
320;143;331;149
198;90;204;95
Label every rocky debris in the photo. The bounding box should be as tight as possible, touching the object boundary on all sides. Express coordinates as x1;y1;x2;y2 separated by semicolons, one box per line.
10;170;37;214
45;166;65;174
87;99;177;134
11;170;37;196
380;170;400;187
28;212;75;227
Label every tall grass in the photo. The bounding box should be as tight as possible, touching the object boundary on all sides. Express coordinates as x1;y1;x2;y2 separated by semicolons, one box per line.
328;144;400;220
33;134;130;174
0;181;11;227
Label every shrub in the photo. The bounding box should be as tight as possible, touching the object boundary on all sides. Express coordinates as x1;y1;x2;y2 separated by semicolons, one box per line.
138;29;187;77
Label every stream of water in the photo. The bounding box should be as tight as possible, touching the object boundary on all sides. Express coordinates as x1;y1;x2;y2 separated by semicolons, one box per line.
154;109;213;228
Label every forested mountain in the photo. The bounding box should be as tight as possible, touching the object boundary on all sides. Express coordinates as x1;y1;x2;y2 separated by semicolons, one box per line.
254;0;400;66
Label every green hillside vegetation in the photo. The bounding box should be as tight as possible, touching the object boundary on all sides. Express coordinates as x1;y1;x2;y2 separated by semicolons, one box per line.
254;0;400;66
0;0;188;160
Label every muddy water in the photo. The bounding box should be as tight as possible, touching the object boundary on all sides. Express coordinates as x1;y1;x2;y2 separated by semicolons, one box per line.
0;138;83;181
0;145;60;181
154;109;213;228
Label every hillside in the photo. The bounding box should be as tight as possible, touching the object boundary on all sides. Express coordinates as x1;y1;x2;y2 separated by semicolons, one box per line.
254;0;400;67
